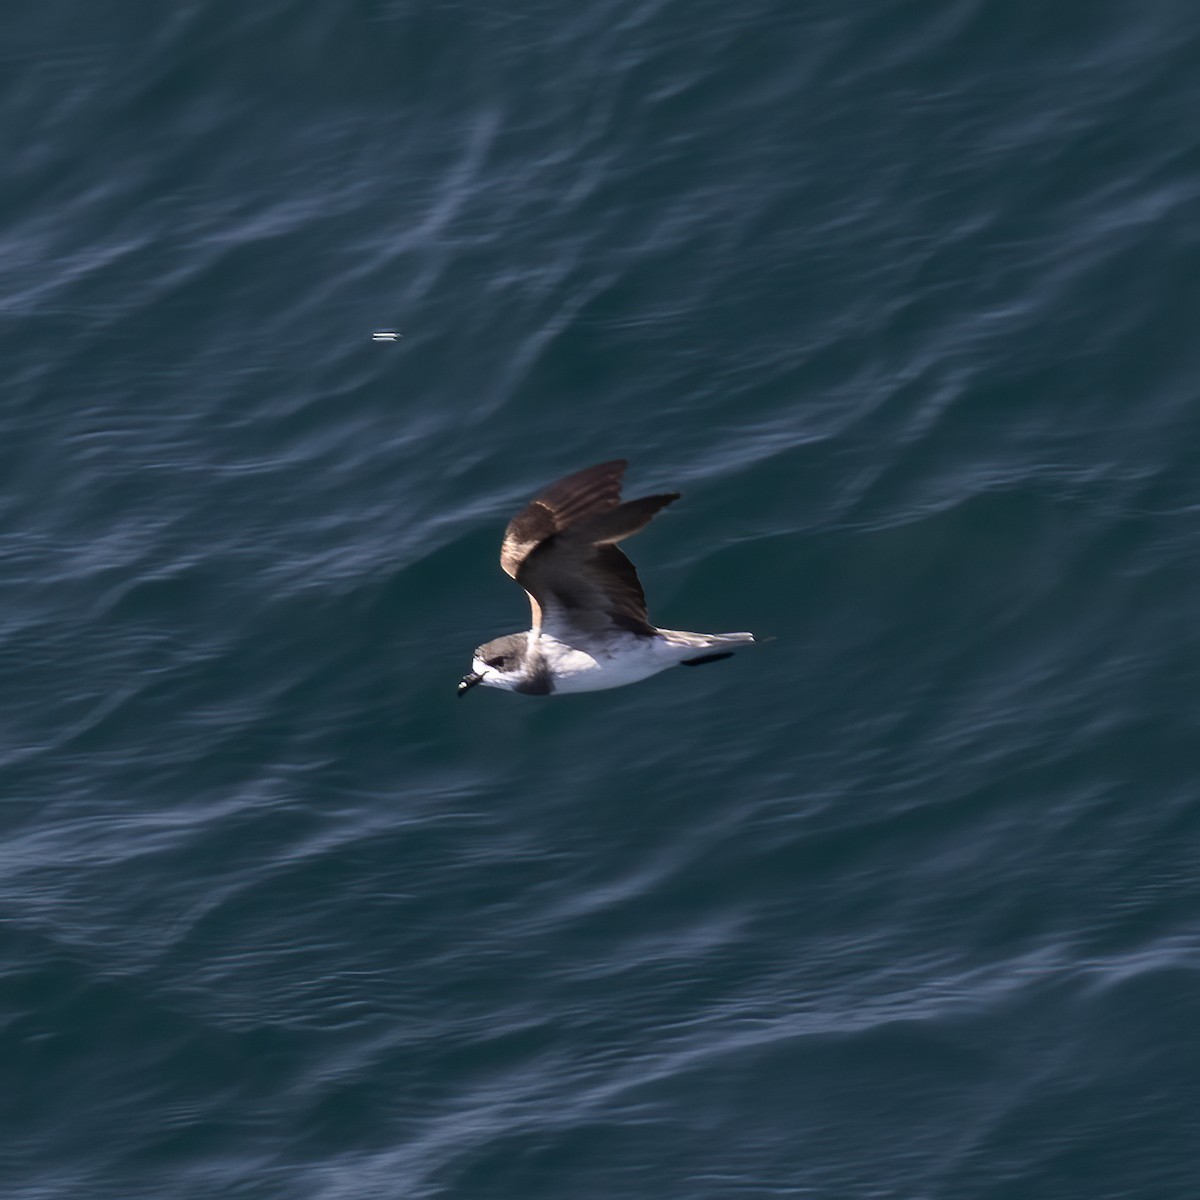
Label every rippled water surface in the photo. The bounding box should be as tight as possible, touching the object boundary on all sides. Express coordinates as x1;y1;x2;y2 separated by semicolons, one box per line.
3;2;1199;1197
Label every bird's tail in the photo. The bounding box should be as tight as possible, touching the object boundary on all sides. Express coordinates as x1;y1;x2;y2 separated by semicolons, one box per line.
657;629;757;649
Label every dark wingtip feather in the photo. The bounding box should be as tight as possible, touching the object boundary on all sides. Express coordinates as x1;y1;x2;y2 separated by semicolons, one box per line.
574;492;680;544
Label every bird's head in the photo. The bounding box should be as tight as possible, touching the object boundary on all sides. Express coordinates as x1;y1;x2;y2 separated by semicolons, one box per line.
457;633;529;696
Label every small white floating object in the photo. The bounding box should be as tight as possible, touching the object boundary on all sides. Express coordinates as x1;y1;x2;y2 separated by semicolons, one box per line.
372;330;401;342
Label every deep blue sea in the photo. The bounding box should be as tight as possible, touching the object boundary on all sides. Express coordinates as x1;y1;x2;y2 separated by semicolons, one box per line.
3;2;1199;1197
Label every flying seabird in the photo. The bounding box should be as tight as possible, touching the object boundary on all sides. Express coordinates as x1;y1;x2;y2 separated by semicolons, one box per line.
458;460;755;697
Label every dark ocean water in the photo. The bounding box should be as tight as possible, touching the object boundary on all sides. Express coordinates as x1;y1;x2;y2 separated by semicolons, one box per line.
3;1;1200;1196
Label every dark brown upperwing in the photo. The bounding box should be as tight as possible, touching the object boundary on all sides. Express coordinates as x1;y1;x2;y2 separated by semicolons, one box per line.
499;459;628;580
518;491;679;635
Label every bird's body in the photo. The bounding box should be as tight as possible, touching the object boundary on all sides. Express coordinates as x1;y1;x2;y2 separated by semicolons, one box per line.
458;460;755;698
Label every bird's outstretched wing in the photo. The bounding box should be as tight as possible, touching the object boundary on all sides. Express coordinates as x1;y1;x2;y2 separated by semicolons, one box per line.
499;460;679;636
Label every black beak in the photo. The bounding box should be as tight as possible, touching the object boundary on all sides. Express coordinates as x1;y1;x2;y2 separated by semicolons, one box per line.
457;672;482;697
